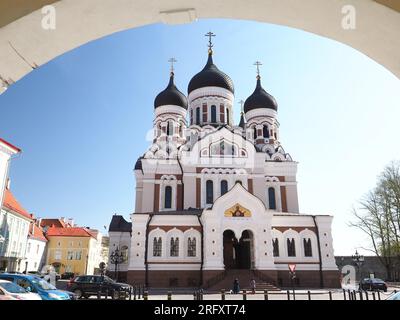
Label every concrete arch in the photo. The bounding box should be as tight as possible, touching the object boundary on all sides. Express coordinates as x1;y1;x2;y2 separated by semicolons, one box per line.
0;1;399;94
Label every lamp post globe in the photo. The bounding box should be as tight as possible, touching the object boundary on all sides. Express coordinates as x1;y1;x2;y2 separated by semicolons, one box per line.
352;250;365;289
110;246;124;281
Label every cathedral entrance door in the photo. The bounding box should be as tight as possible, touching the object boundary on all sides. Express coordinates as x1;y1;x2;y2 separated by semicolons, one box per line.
236;230;253;269
223;230;237;269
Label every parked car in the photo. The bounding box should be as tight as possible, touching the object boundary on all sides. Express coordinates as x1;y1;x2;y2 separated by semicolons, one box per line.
0;279;42;300
61;272;75;280
386;291;400;300
0;273;71;300
67;275;132;299
359;278;388;292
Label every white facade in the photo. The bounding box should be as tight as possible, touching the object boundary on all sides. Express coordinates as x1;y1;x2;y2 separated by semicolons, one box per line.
110;46;339;288
0;206;31;272
0;139;19;214
23;237;47;272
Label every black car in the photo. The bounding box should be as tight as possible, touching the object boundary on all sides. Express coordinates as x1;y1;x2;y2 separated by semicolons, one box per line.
359;278;387;292
61;272;75;280
67;275;131;299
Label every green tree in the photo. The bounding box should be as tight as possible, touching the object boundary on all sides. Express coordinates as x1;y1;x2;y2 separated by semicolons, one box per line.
350;161;400;280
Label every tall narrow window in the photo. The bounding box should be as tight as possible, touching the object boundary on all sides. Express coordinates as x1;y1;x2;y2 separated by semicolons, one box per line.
263;125;269;138
226;108;230;125
287;238;296;257
196;107;200;125
304;238;312;257
268;187;276;210
206;180;214;204
273;238;279;257
221;180;228;196
253;127;257;140
170;237;179;257
188;237;196;257
153;237;162;257
211;105;217;123
164;186;172;209
167;121;173;136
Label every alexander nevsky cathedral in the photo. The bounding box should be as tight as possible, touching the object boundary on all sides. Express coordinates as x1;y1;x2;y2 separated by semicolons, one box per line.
108;33;340;289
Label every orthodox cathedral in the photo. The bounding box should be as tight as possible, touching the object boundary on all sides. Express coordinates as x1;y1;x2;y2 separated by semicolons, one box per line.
108;34;340;289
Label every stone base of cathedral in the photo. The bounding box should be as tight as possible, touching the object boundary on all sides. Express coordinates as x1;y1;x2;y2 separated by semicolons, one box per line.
125;269;341;289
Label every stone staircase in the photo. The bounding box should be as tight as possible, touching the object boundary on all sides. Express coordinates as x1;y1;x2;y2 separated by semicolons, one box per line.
206;269;280;292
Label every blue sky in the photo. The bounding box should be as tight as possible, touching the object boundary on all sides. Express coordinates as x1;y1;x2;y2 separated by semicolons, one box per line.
0;19;399;255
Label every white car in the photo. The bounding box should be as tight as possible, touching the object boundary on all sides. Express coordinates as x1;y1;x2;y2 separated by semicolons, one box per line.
0;279;42;300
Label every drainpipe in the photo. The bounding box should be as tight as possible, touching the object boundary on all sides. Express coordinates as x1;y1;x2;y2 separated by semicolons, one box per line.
144;214;154;288
312;215;324;288
197;214;204;287
177;147;184;210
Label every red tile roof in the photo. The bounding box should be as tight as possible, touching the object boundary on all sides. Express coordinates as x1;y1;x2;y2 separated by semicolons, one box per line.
29;222;47;242
40;219;68;228
46;226;97;238
0;138;21;153
2;189;32;220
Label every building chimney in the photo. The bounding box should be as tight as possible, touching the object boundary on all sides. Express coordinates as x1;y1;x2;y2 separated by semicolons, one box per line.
67;218;74;227
6;178;10;190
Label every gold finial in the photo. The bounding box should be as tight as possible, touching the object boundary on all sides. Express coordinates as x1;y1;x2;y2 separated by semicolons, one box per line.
168;57;177;75
205;31;216;54
254;61;262;79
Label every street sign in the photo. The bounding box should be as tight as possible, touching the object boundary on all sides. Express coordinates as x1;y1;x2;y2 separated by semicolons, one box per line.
288;264;296;273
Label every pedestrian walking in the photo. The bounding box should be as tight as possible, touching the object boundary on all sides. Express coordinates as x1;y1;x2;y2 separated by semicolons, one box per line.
233;278;240;294
250;279;256;294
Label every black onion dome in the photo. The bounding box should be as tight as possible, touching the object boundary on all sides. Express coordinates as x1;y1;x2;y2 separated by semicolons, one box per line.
244;76;278;113
188;52;234;94
154;73;188;109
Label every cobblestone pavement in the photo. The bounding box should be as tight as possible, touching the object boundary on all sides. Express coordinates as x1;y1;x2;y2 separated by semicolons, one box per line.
85;287;398;300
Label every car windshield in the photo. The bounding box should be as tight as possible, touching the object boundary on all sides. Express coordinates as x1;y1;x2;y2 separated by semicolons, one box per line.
0;282;27;294
102;276;116;283
31;277;57;290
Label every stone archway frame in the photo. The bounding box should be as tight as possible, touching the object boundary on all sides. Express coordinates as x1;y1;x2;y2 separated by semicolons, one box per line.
0;0;400;95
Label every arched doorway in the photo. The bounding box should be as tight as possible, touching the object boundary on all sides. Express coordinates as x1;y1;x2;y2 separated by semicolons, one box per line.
223;229;254;269
237;230;254;269
223;230;237;269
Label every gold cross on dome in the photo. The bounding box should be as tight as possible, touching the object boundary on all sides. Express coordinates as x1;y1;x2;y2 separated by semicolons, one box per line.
168;57;177;73
205;31;216;50
254;61;262;76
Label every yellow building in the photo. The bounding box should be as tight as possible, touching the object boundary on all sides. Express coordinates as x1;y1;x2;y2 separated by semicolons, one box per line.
45;226;99;275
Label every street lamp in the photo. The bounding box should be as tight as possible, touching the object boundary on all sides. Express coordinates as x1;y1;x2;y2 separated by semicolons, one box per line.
110;247;124;281
352;250;365;288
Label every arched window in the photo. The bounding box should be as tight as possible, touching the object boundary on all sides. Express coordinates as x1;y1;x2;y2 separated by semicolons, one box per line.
287;238;296;257
263;125;269;138
253;127;257;140
196;107;200;125
211;105;217;123
235;180;242;185
170;237;179;257
164;186;172;209
268;187;276;210
304;238;312;257
273;238;279;257
121;245;129;263
153;237;162;257
167;121;173;136
221;180;228;196
206;180;214;204
226;108;230;125
187;237;196;257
